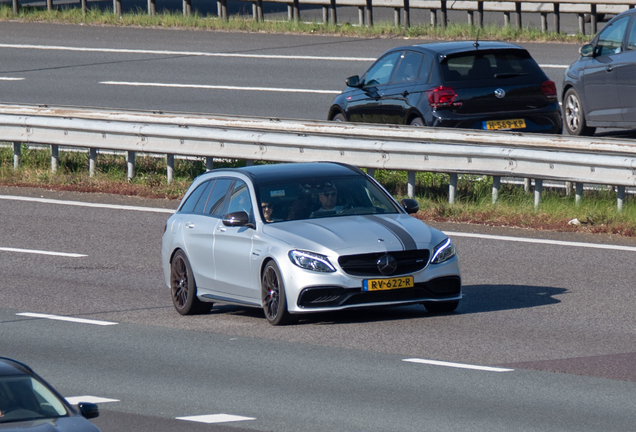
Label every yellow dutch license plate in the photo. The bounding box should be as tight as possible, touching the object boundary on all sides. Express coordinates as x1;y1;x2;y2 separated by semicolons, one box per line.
363;276;414;292
484;119;527;130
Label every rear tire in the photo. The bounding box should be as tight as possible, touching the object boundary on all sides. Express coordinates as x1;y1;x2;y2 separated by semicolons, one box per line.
332;113;346;122
563;88;595;136
261;262;294;326
170;250;213;315
423;300;459;314
410;117;425;127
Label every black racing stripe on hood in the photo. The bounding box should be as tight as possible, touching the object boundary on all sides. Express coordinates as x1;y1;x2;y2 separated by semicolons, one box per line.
363;215;417;251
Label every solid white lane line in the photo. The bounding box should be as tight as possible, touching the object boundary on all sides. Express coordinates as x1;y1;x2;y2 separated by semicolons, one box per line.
176;414;256;424
445;231;636;252
101;81;341;94
0;195;174;214
403;358;513;372
66;396;120;405
0;77;24;80
538;64;568;69
0;43;375;62
0;247;87;258
16;312;118;326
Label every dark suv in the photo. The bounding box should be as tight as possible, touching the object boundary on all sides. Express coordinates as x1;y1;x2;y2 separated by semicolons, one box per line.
328;41;562;134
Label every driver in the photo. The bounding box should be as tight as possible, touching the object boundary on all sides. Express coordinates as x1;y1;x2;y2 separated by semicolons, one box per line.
311;185;344;217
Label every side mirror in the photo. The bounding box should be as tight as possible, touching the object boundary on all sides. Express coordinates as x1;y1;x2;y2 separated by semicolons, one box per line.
223;211;254;228
401;198;420;214
580;43;594;57
345;75;362;88
78;402;99;419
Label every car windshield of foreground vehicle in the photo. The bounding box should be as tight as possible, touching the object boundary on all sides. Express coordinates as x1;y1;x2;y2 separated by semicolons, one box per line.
258;175;400;222
440;50;540;82
0;375;68;423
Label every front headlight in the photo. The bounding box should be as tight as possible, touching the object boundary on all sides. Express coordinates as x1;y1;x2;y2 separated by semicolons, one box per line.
431;238;456;264
288;250;336;272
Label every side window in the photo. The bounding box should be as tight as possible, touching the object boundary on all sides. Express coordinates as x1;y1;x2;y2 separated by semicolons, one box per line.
596;16;630;56
392;51;424;83
193;181;214;214
206;179;233;216
226;181;253;217
627;20;636;51
363;52;401;87
179;180;211;213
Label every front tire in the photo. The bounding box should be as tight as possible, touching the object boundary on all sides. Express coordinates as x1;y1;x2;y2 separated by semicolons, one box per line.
261;262;293;326
563;88;595;136
170;250;213;315
423;300;459;314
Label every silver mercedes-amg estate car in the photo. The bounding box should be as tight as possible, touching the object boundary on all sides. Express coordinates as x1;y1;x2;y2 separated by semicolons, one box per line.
161;162;461;325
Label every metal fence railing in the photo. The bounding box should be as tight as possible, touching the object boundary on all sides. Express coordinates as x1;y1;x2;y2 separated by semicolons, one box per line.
1;104;635;211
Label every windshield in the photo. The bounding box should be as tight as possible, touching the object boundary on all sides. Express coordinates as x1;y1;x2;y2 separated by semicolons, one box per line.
0;376;68;423
258;175;400;223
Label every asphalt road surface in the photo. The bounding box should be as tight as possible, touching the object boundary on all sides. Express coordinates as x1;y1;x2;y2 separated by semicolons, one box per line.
1;187;635;431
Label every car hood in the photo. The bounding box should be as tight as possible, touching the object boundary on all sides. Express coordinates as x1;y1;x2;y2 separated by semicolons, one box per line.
0;418;100;432
263;213;445;255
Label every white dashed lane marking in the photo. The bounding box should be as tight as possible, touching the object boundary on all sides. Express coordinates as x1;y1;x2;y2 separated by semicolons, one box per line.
101;81;342;94
66;396;120;404
0;247;87;257
176;414;256;424
16;313;118;326
403;358;514;372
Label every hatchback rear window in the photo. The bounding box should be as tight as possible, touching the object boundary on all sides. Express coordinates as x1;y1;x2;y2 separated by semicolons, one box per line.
440;50;542;82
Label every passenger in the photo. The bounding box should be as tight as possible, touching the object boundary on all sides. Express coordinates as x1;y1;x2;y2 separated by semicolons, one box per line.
261;201;275;222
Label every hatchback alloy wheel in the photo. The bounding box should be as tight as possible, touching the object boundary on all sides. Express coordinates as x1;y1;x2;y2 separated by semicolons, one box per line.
564;88;595;136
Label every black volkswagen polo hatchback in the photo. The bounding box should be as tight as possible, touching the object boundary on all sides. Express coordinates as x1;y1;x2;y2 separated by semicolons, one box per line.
328;41;562;134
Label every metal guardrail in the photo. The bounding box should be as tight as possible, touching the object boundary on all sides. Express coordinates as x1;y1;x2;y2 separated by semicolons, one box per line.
4;0;634;34
1;104;635;210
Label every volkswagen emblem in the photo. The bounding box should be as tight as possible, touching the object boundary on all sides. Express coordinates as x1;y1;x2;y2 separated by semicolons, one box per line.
377;255;398;276
494;88;506;98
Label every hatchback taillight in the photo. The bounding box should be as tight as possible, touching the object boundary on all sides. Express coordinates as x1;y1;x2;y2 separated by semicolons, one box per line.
541;80;558;101
426;86;457;109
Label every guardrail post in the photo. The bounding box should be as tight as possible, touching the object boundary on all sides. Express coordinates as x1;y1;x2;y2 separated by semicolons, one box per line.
407;171;416;198
148;0;156;16
324;6;329;24
366;0;373;27
51;145;58;173
206;157;214;172
590;4;598;34
492;176;500;204
256;0;264;21
183;0;192;16
553;3;560;34
81;0;87;14
293;0;300;23
329;0;337;25
440;1;447;28
575;183;583;206
617;186;625;212
534;179;543;210
430;9;437;27
524;178;531;194
467;10;473;26
403;0;410;28
476;1;483;28
167;154;174;184
13;142;21;170
218;0;228;21
288;4;293;20
448;173;457;204
127;151;136;181
47;0;52;11
358;6;364;26
515;2;522;29
540;12;547;32
578;13;585;35
565;181;573;196
12;0;19;14
504;11;510;27
394;8;401;27
113;0;122;17
89;148;97;178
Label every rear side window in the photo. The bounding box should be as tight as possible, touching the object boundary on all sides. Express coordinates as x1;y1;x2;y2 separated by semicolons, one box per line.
440;50;542;82
392;51;425;83
206;179;234;216
180;180;211;213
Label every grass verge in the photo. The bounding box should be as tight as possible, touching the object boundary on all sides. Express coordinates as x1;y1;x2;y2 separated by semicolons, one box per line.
2;145;634;237
0;5;591;43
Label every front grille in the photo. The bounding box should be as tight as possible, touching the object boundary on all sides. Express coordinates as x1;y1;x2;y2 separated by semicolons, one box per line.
338;250;430;277
297;276;461;309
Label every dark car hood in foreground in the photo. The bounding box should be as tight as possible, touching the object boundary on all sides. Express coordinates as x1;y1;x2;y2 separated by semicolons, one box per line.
0;418;100;432
263;213;446;255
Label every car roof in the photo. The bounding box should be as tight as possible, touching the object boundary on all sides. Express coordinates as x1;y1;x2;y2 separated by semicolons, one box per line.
204;162;365;185
391;41;525;57
0;357;33;377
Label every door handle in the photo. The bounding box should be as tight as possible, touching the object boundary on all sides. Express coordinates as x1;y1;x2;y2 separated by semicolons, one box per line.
402;91;410;97
606;66;614;72
185;223;195;229
217;227;226;233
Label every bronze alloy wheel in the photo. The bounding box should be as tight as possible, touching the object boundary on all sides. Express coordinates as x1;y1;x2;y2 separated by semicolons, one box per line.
261;262;293;325
170;250;212;315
